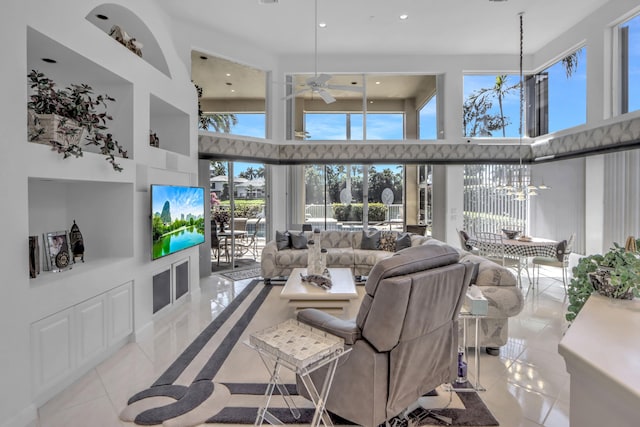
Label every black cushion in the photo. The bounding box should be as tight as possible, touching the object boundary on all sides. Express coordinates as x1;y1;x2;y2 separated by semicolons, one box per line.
291;232;308;249
361;230;380;249
555;240;567;262
275;230;291;250
395;232;412;252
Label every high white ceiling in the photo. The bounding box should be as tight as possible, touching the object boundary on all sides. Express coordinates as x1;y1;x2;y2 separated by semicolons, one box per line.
157;0;610;56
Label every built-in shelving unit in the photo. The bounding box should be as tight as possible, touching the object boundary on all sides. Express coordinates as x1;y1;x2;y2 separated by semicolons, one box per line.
22;2;198;407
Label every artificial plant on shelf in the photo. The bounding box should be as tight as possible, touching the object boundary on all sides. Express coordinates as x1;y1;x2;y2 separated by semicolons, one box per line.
27;69;128;171
566;237;640;322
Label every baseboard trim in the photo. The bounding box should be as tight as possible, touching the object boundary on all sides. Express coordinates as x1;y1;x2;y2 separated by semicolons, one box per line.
1;403;37;427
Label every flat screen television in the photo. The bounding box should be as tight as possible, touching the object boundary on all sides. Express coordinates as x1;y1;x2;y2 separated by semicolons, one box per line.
151;184;205;260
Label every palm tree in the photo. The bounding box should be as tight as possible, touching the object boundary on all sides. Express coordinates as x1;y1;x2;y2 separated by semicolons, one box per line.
210;161;226;177
194;82;238;132
490;75;519;137
561;50;581;78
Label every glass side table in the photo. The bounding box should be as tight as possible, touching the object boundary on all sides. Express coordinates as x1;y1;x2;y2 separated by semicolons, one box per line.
248;319;351;427
454;308;487;392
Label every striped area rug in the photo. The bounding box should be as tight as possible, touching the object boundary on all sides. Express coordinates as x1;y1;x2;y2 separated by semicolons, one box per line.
120;280;497;426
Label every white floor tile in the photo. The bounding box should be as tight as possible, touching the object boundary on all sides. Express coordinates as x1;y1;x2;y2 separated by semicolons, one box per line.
35;270;573;427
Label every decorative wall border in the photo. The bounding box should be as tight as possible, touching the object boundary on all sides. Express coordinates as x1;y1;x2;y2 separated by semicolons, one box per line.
199;116;640;164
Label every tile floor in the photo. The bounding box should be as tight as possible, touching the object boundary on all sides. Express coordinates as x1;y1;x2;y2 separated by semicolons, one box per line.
33;266;572;427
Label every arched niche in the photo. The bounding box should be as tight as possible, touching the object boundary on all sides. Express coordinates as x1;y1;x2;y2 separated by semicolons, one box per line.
86;3;170;77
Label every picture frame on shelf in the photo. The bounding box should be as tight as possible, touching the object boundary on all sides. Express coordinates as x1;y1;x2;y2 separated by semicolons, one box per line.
43;230;72;272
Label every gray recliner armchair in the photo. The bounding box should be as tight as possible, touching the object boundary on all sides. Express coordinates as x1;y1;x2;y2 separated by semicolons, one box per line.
296;244;474;427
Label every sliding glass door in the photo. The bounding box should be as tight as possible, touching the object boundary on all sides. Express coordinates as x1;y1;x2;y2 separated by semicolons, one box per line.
210;160;267;270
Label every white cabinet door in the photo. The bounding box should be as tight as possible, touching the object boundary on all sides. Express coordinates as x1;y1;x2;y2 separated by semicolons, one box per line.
75;295;108;367
31;308;75;394
107;281;133;345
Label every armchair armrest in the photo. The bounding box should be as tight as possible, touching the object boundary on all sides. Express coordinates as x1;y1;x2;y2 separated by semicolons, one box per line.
297;309;361;345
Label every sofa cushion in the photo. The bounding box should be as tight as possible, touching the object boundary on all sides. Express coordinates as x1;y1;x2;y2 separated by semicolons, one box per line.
290;232;308;249
360;230;381;250
459;253;517;287
379;231;397;252
353;248;393;267
275;230;291;250
326;248;354;267
321;230;354;249
395;232;412;252
274;248;309;267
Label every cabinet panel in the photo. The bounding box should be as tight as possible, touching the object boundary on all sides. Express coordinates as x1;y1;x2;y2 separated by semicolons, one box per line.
108;282;133;345
31;309;74;392
75;295;107;366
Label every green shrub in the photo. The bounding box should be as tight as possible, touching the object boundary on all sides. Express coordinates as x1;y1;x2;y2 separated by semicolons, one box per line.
331;203;387;222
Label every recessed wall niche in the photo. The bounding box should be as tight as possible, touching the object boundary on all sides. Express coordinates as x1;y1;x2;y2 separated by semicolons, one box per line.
28;179;134;281
149;94;190;156
27;27;134;160
85;3;171;77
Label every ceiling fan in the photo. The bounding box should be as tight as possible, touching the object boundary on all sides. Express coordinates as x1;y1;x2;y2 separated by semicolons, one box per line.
283;0;363;104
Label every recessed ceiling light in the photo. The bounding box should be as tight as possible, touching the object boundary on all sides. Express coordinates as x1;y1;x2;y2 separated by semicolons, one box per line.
351;81;358;85
375;81;381;85
318;22;327;28
230;89;236;92
96;14;109;20
399;14;409;20
41;58;57;63
225;82;232;86
226;73;231;77
200;55;208;60
369;100;374;104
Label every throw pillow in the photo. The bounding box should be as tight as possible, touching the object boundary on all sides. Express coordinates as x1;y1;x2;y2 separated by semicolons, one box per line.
379;232;396;252
290;232;308;249
395;232;412;252
360;230;380;250
275;230;291;250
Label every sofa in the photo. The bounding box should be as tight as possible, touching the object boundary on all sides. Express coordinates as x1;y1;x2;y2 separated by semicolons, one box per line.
260;229;524;351
296;244;474;426
260;229;430;284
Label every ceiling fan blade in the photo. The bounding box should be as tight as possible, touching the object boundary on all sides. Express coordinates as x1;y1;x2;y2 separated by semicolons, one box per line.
317;89;336;104
325;84;364;92
308;73;332;86
282;87;311;100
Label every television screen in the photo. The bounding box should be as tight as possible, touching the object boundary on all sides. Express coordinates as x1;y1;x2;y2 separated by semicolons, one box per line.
151;185;205;260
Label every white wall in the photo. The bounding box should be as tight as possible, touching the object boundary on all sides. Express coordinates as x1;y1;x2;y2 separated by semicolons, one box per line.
1;1;200;425
530;158;586;253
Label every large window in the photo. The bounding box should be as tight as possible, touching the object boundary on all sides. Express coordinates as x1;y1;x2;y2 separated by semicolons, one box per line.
463;74;521;138
527;47;587;136
192;53;267;138
419;96;438;140
304;113;403;140
303;164;404;231
288;73;437;141
619;13;640;114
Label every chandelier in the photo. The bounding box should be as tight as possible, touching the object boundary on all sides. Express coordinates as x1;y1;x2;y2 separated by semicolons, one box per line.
496;12;549;201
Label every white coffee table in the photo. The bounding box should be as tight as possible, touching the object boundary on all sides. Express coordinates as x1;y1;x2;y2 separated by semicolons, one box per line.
281;267;358;311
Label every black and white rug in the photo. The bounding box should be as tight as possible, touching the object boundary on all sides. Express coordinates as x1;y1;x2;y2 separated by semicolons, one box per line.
219;267;262;281
120;280;498;426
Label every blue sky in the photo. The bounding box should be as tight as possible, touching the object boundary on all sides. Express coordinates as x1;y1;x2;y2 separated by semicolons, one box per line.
152;185;204;220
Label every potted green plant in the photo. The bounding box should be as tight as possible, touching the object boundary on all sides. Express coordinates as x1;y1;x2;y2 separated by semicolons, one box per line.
566;238;640;322
27;70;128;171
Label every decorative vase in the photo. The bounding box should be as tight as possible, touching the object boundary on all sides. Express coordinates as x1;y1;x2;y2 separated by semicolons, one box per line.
588;269;635;300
